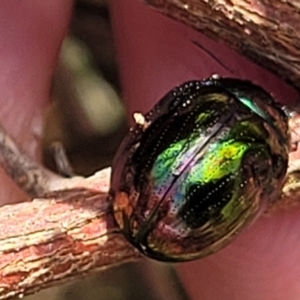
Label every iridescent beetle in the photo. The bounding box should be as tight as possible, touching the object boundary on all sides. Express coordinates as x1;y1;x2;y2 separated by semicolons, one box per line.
110;76;290;262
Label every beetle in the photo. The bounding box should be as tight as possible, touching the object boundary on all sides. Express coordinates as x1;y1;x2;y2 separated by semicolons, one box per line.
110;76;290;262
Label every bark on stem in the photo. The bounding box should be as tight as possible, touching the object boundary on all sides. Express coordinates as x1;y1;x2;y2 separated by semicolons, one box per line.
145;0;300;89
0;168;140;300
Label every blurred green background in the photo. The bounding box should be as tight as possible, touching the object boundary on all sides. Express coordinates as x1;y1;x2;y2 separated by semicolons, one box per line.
25;1;190;300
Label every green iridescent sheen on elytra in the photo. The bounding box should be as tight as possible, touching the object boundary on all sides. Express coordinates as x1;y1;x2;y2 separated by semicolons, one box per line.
110;77;289;262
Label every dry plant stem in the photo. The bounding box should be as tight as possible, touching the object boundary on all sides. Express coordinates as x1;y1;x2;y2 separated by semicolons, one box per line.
145;0;300;89
0;123;61;198
0;123;91;198
0;170;140;300
0;123;141;299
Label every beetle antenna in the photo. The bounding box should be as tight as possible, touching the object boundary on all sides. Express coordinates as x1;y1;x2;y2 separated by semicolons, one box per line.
191;40;233;74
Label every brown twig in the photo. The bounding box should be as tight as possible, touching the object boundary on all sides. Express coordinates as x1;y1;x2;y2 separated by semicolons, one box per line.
145;0;300;90
0;168;140;300
0;120;141;299
0;123;56;198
